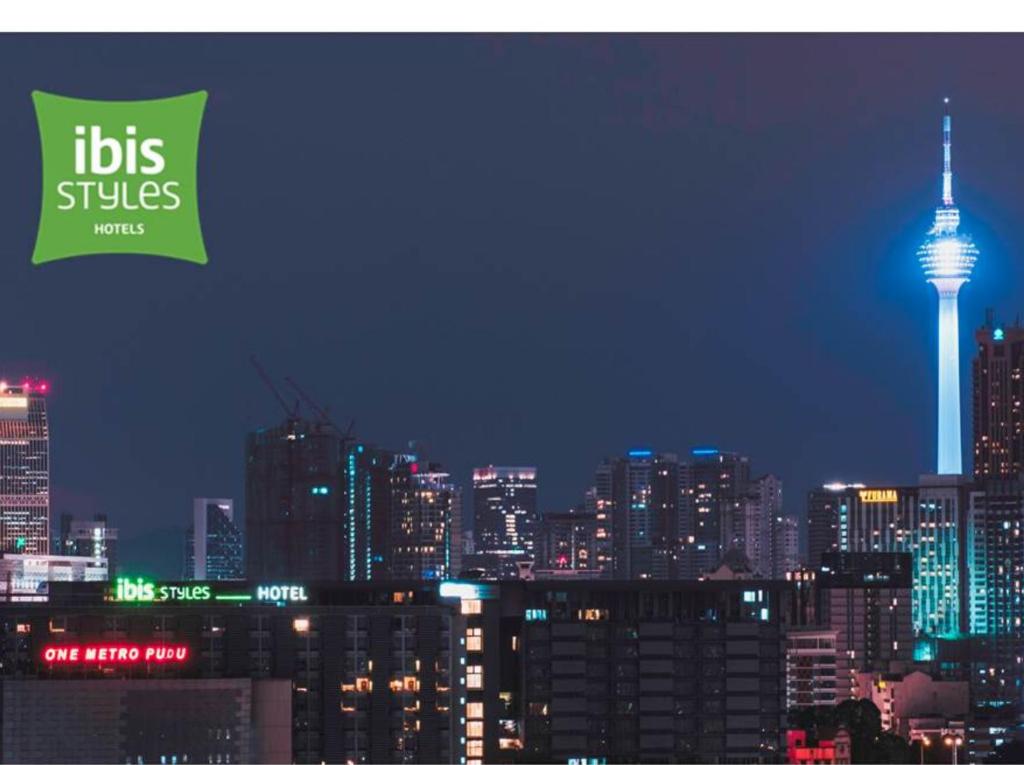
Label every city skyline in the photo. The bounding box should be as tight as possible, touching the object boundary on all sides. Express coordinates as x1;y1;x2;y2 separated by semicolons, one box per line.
4;36;1024;574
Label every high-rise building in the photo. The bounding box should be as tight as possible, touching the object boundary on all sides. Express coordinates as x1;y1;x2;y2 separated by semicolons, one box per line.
389;459;462;580
966;479;1024;637
472;466;538;578
245;417;346;581
819;552;914;700
185;498;243;581
0;381;49;555
342;443;396;581
973;311;1024;480
807;483;864;570
57;513;118;577
535;507;598;571
585;483;614;576
596;449;679;579
773;514;801;578
726;474;784;577
514;579;788;763
820;478;968;638
679;447;750;577
918;104;978;476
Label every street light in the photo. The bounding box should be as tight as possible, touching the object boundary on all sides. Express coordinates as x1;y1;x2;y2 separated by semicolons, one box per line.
944;735;963;765
919;735;931;765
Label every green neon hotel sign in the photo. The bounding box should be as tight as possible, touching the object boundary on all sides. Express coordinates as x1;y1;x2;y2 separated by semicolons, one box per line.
112;577;309;604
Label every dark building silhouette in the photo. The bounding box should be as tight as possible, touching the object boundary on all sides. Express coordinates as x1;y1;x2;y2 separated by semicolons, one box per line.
678;448;751;577
595;450;680;579
245;417;346;581
805;483;862;570
818;552;914;700
56;513;118;577
536;507;598;571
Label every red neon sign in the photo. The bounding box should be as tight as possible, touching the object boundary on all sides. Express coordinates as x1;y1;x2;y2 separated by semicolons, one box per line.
42;644;190;665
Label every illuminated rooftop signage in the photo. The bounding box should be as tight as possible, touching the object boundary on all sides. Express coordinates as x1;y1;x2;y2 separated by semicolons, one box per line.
255;585;308;602
859;489;898;504
114;578;211;603
438;581;497;600
42;643;190;665
111;577;309;605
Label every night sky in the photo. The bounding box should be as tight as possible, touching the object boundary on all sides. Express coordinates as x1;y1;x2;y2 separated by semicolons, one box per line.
2;35;1023;576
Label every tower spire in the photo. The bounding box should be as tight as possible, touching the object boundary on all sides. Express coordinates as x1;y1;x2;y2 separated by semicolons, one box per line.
942;98;953;206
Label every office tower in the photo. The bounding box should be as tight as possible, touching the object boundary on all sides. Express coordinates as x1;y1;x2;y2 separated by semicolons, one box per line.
918;104;978;475
596;449;679;579
57;513;118;577
806;483;864;569
819;552;914;700
535;507;598;571
185;498;243;581
472;466;538;579
245;417;345;581
773;514;801;577
679;447;751;577
822;479;968;638
342;443;397;581
0;381;49;555
785;629;838;709
973;311;1024;479
389;459;462;580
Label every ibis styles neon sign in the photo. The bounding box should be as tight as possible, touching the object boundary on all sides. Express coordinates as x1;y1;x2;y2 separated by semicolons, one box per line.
112;577;309;605
114;578;211;602
42;643;190;665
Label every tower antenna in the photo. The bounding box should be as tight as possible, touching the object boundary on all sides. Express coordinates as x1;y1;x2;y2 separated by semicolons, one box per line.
943;99;953;206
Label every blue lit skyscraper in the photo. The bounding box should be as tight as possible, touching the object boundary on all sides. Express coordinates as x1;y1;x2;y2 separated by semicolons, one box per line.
185;498;243;581
919;102;979;475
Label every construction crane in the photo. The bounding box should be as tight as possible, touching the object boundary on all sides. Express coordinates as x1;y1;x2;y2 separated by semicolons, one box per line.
249;355;300;419
284;375;355;444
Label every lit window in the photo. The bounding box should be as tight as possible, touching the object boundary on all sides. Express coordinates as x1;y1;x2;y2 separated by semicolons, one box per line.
466;720;484;737
467;665;483;689
461;599;482;615
467;741;484;757
466;702;484;719
467;628;482;652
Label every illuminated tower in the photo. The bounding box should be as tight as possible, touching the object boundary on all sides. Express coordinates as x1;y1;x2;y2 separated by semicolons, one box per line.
0;380;50;554
472;466;538;578
918;101;978;475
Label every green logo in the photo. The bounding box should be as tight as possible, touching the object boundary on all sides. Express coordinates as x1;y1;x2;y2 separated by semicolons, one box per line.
31;90;209;266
